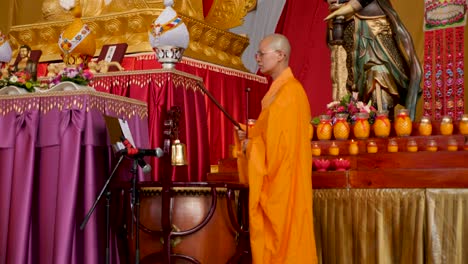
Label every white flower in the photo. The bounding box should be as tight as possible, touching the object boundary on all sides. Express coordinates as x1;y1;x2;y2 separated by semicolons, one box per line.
357;101;371;113
326;101;340;109
9;75;18;83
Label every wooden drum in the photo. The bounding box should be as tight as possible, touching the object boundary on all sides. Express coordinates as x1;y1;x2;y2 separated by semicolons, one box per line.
121;182;249;264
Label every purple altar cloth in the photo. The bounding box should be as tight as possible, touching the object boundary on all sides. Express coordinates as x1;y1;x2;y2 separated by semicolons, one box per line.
0;90;149;264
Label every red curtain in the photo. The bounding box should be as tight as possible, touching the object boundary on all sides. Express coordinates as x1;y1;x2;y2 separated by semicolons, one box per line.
94;55;268;167
275;0;332;117
175;64;268;165
91;71;211;181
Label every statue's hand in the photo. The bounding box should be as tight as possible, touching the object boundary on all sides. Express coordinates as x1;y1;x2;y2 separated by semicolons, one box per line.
324;3;355;21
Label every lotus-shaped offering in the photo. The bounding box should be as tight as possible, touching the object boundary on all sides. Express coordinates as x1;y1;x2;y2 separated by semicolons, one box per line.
333;158;350;171
313;159;331;172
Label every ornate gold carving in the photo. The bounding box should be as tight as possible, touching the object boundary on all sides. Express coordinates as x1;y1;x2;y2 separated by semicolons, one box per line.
245;0;257;12
9;9;250;71
205;0;257;30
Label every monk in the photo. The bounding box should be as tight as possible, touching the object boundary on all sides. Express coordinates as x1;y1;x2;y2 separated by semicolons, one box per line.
235;33;317;264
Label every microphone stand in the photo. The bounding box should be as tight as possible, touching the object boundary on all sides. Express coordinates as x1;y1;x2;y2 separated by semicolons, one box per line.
80;154;125;264
130;158;141;264
245;87;250;138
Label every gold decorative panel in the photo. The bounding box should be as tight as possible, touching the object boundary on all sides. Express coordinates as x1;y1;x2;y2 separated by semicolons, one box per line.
8;8;250;71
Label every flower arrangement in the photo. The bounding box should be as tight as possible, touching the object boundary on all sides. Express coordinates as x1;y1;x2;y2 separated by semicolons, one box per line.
50;65;93;87
313;92;377;125
0;70;38;92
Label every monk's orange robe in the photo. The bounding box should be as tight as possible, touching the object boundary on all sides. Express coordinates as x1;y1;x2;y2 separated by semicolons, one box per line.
235;67;317;263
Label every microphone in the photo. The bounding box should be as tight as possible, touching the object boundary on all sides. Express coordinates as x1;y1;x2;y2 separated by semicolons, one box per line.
120;138;164;174
120;147;164;158
136;158;152;174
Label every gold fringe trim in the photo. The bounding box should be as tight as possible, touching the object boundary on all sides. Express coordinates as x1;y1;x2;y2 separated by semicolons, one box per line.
127;52;268;84
92;69;204;93
140;186;231;197
141;186;228;192
0;90;148;118
93;68;203;82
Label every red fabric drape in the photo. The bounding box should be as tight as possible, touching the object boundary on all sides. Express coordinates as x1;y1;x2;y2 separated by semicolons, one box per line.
174;63;268;165
92;71;211;181
125;56;267;165
275;0;332;117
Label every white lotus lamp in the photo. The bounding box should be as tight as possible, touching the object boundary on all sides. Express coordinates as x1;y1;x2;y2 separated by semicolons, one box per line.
0;32;12;68
149;0;189;69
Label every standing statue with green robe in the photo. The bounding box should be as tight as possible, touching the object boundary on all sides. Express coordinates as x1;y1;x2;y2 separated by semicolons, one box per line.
326;0;422;120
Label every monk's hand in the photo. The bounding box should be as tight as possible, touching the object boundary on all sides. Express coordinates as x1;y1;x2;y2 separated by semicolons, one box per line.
236;127;246;141
324;3;355;21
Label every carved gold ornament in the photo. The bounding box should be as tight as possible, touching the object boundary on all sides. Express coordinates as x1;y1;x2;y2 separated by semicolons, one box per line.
9;9;250;71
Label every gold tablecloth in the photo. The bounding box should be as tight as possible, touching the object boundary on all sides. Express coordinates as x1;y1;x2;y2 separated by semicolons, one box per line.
313;189;468;264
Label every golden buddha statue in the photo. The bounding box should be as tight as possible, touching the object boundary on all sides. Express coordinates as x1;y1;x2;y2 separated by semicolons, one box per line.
10;45;38;81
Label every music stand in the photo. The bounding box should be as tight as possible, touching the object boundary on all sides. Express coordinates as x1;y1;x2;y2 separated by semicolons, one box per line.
80;115;142;264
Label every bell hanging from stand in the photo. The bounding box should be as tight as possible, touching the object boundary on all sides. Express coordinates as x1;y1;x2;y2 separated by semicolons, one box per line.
171;139;188;166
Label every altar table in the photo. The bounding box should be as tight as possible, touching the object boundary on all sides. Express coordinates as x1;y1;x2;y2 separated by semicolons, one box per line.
210;138;468;264
0;90;149;264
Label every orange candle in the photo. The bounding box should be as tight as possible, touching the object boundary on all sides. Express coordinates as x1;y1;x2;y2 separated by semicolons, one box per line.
447;138;458;151
407;139;418;152
460;114;468;136
312;142;321;156
247;119;256;129
348;140;359;155
333;113;350;140
387;138;399;153
317;115;332;140
395;109;412;137
367;140;378;153
440;116;453;136
329;141;340;156
353;112;370;140
426;139;438;152
309;122;315;140
418;116;432;136
373;111;391;138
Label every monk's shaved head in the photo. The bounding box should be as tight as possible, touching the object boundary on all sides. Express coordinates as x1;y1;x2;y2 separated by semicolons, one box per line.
262;34;291;61
256;33;291;80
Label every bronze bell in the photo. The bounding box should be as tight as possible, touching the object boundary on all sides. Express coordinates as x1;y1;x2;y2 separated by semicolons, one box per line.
171;139;188;166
